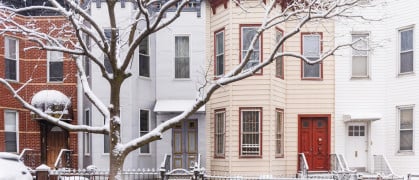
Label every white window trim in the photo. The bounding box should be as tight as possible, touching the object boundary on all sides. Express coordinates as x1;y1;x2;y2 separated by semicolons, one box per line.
351;33;370;78
47;46;64;83
139;109;151;155
396;105;415;155
241;26;262;71
215;31;225;77
4;110;19;153
398;26;415;76
84;108;91;156
174;34;191;80
5;36;19;82
139;36;150;78
302;34;321;78
240;108;262;157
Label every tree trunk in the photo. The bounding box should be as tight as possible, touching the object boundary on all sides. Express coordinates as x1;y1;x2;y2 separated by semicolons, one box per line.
108;76;124;180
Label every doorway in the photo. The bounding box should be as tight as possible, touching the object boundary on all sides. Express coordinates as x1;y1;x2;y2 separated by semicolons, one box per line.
298;115;330;171
345;122;368;171
46;126;68;168
172;120;198;169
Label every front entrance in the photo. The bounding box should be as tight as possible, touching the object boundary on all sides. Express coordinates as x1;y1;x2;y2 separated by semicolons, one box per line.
172;120;198;169
299;115;330;171
345;122;368;171
46;126;68;168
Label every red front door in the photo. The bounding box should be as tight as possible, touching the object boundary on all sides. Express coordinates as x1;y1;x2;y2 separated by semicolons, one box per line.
299;117;329;171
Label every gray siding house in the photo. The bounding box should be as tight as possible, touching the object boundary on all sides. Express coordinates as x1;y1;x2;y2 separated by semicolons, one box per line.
77;0;206;170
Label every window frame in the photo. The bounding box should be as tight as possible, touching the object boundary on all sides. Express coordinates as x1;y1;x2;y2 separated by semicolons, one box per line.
103;118;110;154
214;28;225;78
174;35;191;79
397;105;415;154
239;24;263;75
398;27;414;75
214;109;226;158
103;28;119;74
139;36;150;78
4;36;19;81
139;109;151;155
47;45;64;82
275;28;284;79
301;32;323;80
239;107;263;158
351;33;370;78
84;109;91;156
275;108;284;158
4;110;18;153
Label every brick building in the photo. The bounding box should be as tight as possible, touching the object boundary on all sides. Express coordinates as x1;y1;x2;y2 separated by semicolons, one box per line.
0;5;78;169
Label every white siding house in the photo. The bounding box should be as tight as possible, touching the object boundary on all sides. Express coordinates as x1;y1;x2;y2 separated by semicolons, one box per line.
335;0;419;175
78;1;206;170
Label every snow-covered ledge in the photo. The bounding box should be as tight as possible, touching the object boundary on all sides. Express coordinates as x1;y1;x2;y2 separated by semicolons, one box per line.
343;113;382;122
30;90;73;121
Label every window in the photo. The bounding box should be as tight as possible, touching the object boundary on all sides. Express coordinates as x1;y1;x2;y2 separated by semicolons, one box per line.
4;110;18;153
215;30;224;77
275;109;284;157
104;118;110;154
84;109;91;155
139;37;150;77
302;33;322;79
5;37;18;81
352;34;369;78
399;28;414;74
348;125;365;136
48;47;64;82
104;28;118;74
240;108;262;157
398;106;414;152
276;29;284;79
214;109;225;157
241;26;261;71
175;36;190;79
139;109;150;154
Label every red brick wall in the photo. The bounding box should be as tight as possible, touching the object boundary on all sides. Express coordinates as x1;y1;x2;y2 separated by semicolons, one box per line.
0;13;79;168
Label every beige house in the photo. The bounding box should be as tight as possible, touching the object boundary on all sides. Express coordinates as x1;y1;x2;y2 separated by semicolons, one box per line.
205;0;335;176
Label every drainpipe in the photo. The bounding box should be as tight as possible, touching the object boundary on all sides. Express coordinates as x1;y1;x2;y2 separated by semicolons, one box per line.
77;68;83;168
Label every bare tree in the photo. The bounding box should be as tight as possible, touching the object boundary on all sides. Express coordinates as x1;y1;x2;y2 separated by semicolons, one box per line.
0;0;378;179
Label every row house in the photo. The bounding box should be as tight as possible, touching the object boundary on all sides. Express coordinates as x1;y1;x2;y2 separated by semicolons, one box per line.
79;0;207;170
335;0;419;175
205;0;335;176
0;1;79;169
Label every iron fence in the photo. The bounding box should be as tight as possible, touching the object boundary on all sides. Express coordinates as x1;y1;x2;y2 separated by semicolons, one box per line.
49;168;161;180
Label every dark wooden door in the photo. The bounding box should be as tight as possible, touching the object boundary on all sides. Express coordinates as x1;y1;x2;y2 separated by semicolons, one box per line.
47;127;67;168
299;117;329;171
173;120;198;169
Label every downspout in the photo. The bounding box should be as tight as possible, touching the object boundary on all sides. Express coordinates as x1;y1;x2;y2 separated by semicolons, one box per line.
77;66;84;168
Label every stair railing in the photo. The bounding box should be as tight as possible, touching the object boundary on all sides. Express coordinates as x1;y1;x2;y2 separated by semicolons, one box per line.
299;153;309;178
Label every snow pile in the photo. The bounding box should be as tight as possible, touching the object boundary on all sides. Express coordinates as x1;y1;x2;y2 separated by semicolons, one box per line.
0;152;32;180
31;90;71;107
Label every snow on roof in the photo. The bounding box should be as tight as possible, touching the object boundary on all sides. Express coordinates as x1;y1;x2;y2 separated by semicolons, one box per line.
343;113;382;122
31;90;71;107
154;99;205;112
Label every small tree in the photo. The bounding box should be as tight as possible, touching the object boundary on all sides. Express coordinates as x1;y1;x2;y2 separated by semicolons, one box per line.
0;0;378;179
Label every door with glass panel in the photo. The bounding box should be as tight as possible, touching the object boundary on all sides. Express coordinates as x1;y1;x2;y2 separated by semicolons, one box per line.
172;120;198;169
345;122;368;171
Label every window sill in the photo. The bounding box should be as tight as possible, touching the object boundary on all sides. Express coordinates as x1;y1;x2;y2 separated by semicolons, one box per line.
139;153;152;156
173;78;191;81
350;76;370;80
397;72;415;78
301;77;323;81
47;81;64;83
138;76;152;80
239;155;262;159
396;150;414;156
6;79;19;83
